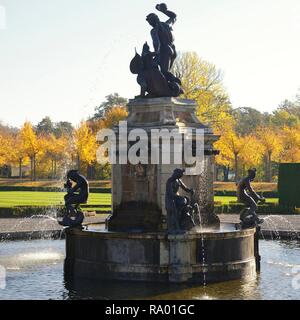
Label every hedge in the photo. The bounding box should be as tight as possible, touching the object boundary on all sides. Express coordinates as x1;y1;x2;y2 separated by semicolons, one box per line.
0;204;297;218
0;205;111;218
214;203;298;215
0;186;277;198
0;206;64;218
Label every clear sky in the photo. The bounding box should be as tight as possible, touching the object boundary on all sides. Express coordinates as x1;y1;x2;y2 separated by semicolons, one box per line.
0;0;299;127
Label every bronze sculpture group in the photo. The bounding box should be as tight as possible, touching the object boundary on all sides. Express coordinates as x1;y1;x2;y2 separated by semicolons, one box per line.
59;4;265;233
164;168;265;233
130;3;183;98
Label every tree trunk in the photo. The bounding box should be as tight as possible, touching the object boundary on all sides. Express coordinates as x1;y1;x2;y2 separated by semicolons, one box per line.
242;164;246;178
223;166;230;182
33;154;37;181
77;155;80;171
51;160;54;179
54;159;57;178
266;151;272;182
87;164;96;180
30;156;34;181
234;153;239;182
19;158;22;179
214;164;219;181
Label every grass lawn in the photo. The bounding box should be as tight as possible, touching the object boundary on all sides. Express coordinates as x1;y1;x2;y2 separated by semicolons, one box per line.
214;196;278;205
0;191;111;208
214;181;277;192
0;179;278;192
0;178;111;188
0;191;279;208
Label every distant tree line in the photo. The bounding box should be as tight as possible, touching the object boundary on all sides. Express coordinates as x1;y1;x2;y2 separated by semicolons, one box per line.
1;52;300;182
172;52;300;182
0;93;128;180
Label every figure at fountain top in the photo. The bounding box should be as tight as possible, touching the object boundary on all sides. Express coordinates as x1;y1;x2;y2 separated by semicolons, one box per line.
146;3;177;78
130;3;183;98
237;168;265;229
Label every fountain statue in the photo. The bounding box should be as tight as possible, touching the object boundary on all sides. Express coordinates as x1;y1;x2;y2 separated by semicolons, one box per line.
64;3;261;284
130;3;183;98
236;168;265;229
165;168;197;233
58;170;87;227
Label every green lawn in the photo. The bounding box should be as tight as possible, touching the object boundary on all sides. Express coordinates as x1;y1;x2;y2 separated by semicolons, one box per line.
214;196;278;205
0;191;111;208
0;191;279;208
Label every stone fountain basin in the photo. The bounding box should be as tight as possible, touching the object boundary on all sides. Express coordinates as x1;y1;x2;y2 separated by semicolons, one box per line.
64;223;258;284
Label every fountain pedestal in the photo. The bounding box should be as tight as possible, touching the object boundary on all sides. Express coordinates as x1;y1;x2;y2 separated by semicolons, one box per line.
107;97;220;232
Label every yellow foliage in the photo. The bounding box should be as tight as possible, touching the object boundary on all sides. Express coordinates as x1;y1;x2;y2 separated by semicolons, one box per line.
73;121;97;165
172;51;232;130
239;135;264;168
0;133;9;166
280;126;300;162
97;106;128;129
42;134;70;161
5;133;29;166
256;126;283;161
20;122;40;157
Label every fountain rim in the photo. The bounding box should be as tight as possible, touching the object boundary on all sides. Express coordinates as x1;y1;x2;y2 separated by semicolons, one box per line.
68;223;256;240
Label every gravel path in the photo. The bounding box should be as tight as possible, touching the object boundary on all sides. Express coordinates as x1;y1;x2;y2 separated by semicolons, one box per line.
0;216;105;233
1;214;300;241
219;214;300;232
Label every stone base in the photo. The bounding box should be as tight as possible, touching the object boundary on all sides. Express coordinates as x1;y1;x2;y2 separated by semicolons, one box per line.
107;201;163;232
64;225;258;284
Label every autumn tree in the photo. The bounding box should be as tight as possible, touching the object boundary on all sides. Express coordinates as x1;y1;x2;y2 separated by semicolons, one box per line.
0;132;8;167
6;132;29;178
96;106;128;130
256;126;283;182
239;135;264;176
280;126;300;163
233;107;270;136
36;116;55;135
54;121;73;137
172;51;232;129
214;117;249;181
41;134;70;179
93;93;128;119
73;121;97;174
20;122;41;180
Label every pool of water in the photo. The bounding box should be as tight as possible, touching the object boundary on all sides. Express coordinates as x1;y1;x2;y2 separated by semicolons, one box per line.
0;239;299;300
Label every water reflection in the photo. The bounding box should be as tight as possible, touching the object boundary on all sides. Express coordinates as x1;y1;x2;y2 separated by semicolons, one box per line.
63;276;261;300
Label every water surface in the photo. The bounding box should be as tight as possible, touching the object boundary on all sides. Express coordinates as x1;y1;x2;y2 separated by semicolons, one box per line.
0;239;299;300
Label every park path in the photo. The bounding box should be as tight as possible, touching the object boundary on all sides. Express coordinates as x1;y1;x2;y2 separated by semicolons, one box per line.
219;214;300;231
0;216;104;233
1;214;300;240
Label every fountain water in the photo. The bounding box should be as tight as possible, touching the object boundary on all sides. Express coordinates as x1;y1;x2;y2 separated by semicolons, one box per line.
197;205;207;287
263;215;300;241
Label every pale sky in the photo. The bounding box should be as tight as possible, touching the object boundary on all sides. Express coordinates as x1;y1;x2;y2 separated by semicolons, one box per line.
0;0;300;127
